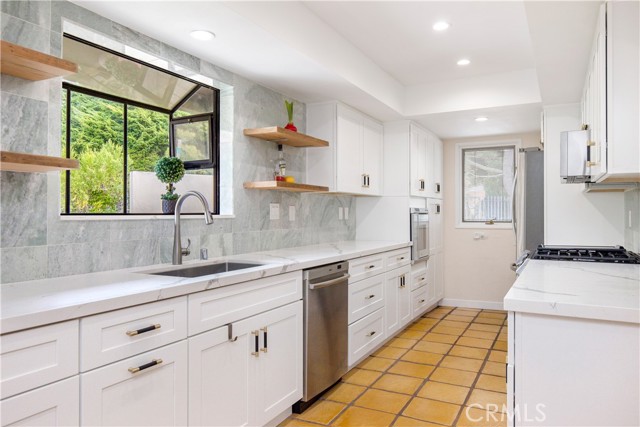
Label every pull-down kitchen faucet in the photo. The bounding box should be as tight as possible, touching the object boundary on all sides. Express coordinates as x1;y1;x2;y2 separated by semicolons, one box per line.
173;190;214;265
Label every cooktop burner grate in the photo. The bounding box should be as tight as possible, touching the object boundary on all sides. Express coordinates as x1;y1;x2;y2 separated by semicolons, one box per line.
531;245;640;264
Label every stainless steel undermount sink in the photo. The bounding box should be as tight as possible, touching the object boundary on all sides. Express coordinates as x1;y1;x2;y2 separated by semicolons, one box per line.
150;262;264;278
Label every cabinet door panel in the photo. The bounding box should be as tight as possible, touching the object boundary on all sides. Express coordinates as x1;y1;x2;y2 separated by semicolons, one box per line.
398;269;412;329
362;117;383;195
188;325;250;426
433;137;443;198
251;301;303;426
1;377;79;427
427;199;443;253
336;105;364;194
81;341;188;426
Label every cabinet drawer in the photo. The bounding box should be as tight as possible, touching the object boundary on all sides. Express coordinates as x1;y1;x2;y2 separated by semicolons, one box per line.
0;376;79;427
81;341;188;427
384;248;411;270
348;308;385;367
1;320;78;399
411;287;429;319
348;275;384;324
80;297;187;371
348;253;384;283
188;271;302;335
411;261;428;291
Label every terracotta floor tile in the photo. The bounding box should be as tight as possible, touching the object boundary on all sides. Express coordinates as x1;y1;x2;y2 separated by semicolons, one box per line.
431;326;465;336
372;373;424;395
492;341;508;351
481;309;506;314
354;388;412;414
500;326;508;333
452;308;480;314
456;406;507;427
417;317;439;325
417;381;470;405
448;346;488;360
463;330;497;340
375;346;408;360
445;315;475;323
357;356;396;372
422;333;458;344
393;416;443;427
456;337;493;349
398;329;427;340
476;312;507;320
488;350;507;363
323;382;367;404
343;368;383;387
430;367;477;387
468;323;501;333
496;333;507;342
413;341;452;355
407;323;435;332
279;417;324;427
401;350;443;366
439;320;470;329
332;406;396;427
474;317;504;325
388;361;435;378
296;400;346;424
482;361;506;377
475;374;506;393
388;337;419;349
466;389;507;412
402;397;461;426
440;356;483;372
425;312;447;319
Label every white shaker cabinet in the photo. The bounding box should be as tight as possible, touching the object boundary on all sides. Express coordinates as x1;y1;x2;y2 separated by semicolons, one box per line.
410;125;428;196
307;102;383;195
384;264;412;336
582;1;640;183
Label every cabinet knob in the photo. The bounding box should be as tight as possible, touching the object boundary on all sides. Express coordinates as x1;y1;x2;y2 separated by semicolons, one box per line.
365;294;376;300
366;331;376;337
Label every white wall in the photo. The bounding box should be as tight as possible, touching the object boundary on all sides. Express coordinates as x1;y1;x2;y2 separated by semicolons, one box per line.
442;131;541;306
543;104;625;245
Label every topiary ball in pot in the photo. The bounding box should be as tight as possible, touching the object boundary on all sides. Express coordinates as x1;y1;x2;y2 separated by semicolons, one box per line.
154;156;185;214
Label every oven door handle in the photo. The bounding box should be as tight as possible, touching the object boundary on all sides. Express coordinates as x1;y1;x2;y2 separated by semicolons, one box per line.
308;273;350;290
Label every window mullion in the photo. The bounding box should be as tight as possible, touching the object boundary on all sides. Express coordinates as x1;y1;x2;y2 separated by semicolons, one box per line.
123;103;128;214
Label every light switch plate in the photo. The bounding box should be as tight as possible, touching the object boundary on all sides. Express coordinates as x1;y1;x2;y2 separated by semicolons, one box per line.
270;203;280;220
289;205;296;222
338;207;344;220
344;207;349;220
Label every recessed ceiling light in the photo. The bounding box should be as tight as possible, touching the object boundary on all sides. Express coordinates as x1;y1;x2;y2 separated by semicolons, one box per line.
432;21;450;31
190;30;216;41
457;58;471;66
475;116;488;122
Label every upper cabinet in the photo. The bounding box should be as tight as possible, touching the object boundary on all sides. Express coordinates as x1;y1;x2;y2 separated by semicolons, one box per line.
383;121;443;199
582;1;640;183
306;102;383;196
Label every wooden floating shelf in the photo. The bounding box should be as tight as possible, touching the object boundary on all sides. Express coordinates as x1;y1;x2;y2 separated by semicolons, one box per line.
0;151;79;173
1;40;77;81
243;181;329;193
243;127;329;148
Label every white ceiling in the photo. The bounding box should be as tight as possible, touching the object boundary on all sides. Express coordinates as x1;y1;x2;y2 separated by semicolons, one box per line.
70;1;600;139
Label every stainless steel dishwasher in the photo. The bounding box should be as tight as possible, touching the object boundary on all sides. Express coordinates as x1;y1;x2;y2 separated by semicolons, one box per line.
294;261;349;412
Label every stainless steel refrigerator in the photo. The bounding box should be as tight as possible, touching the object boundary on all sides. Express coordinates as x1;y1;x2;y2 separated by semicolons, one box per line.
512;148;544;271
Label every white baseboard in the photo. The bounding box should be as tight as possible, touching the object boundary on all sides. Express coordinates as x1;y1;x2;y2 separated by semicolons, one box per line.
439;298;504;310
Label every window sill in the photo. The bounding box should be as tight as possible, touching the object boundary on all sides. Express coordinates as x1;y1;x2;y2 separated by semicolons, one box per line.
59;214;235;221
455;222;513;230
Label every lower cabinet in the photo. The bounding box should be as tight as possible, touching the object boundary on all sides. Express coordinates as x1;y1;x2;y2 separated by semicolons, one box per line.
81;341;188;426
0;377;79;427
348;308;385;367
433;252;444;301
411;286;429;319
384;265;412;336
188;301;303;427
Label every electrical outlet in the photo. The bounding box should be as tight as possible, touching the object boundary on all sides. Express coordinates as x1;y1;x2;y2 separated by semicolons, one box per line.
289;205;296;222
344;207;349;220
338;207;344;220
270;203;280;220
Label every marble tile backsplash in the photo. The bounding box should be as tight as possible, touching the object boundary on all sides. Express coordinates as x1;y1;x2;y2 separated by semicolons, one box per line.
0;0;356;284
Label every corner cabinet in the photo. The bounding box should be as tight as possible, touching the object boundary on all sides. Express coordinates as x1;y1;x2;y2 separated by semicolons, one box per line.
306;102;383;195
582;1;640;183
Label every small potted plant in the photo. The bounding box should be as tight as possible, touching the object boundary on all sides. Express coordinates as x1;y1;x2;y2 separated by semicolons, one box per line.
284;100;297;132
154;156;185;214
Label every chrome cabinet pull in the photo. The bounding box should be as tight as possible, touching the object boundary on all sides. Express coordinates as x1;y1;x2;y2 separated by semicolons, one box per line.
366;331;376;337
397;256;405;261
366;175;370;188
260;327;268;353
419;179;425;191
362;174;367;187
251;330;260;357
227;323;238;342
128;358;162;373
436;183;441;193
419;299;425;304
365;294;376;300
366;264;376;270
126;324;161;337
436;204;441;214
399;275;406;288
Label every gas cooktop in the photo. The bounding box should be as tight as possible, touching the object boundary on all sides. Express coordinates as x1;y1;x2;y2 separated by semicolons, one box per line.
531;245;640;264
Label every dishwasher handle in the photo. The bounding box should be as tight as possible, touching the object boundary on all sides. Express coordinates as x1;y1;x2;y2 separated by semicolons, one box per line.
308;273;350;290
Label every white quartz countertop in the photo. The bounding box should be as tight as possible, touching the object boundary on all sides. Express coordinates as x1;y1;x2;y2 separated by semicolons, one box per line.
0;240;409;334
504;259;640;324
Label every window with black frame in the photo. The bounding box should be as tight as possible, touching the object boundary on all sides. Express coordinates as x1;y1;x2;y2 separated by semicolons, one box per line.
60;35;220;215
